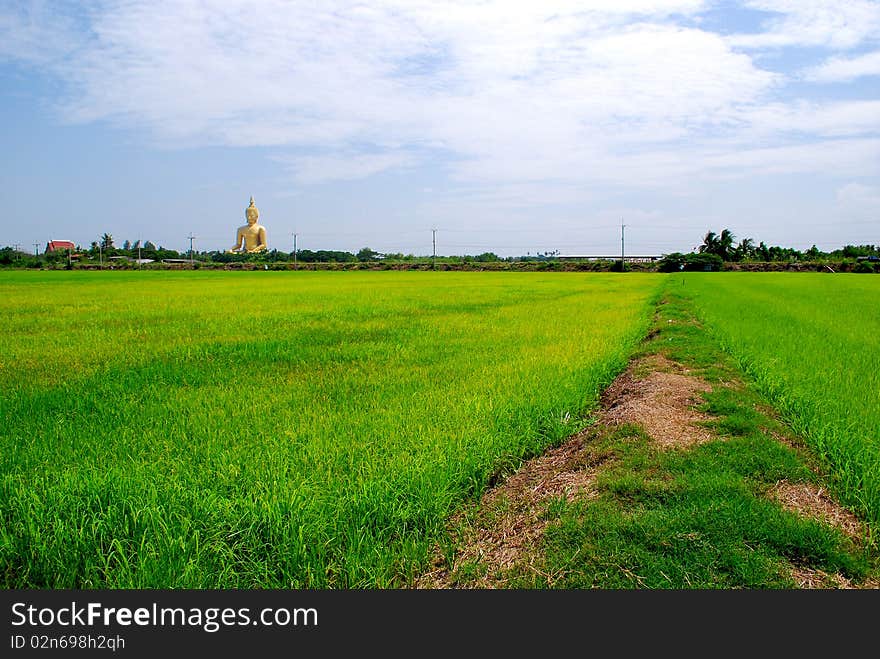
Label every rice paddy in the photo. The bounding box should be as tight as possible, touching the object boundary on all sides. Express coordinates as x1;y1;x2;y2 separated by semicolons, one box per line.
682;272;880;527
0;270;659;587
1;269;876;589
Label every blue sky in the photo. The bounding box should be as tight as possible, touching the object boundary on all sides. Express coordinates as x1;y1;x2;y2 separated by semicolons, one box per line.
2;0;878;257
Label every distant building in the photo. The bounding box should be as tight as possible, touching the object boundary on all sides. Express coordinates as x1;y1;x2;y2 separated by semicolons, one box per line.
45;240;76;253
558;255;660;263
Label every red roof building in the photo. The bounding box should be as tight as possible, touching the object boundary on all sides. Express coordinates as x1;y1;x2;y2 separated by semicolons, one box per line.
46;240;76;253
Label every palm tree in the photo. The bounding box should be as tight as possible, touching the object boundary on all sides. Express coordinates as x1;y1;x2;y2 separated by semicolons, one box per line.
718;229;736;261
100;233;114;250
735;238;755;262
699;231;720;255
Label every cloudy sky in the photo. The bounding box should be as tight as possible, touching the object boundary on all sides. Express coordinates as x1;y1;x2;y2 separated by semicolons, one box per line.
2;0;878;257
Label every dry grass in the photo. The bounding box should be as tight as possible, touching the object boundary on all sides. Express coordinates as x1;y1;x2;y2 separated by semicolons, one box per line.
415;432;604;588
414;349;877;589
415;354;717;588
769;480;867;543
599;354;714;449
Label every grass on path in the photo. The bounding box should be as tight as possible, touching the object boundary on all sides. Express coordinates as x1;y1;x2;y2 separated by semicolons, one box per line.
418;283;879;589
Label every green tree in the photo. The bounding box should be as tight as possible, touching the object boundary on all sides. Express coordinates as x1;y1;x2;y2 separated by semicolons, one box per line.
734;238;755;262
658;252;687;272
805;245;823;260
718;229;736;261
699;228;736;260
756;241;770;261
837;244;879;258
698;231;720;256
357;247;381;262
100;233;114;250
658;252;723;272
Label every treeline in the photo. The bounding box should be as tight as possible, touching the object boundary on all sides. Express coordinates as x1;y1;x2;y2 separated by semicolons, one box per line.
658;228;879;272
211;247;507;264
2;227;878;271
0;233;186;269
696;228;878;261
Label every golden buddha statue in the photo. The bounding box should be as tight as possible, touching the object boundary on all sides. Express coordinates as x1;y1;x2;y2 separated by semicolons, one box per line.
228;197;268;253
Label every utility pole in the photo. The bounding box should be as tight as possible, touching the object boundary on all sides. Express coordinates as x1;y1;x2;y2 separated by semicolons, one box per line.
292;232;298;269
620;220;626;272
33;242;39;256
432;228;437;270
187;233;196;267
138;241;142;268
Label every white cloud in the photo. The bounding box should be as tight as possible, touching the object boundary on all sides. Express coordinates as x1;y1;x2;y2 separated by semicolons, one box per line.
0;1;85;65
836;182;880;211
277;151;417;185
399;23;777;185
700;139;880;178
739;100;880;138
0;1;784;188
729;1;880;50
805;50;880;82
2;0;878;214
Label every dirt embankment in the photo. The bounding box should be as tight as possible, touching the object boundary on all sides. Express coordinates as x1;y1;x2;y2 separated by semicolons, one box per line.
415;350;875;589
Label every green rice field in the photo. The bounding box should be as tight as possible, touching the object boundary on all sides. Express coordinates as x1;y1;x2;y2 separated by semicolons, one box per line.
682;272;880;527
1;270;877;588
0;270;659;587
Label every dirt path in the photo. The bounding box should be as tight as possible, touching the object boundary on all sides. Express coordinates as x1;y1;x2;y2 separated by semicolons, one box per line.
415;350;874;589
